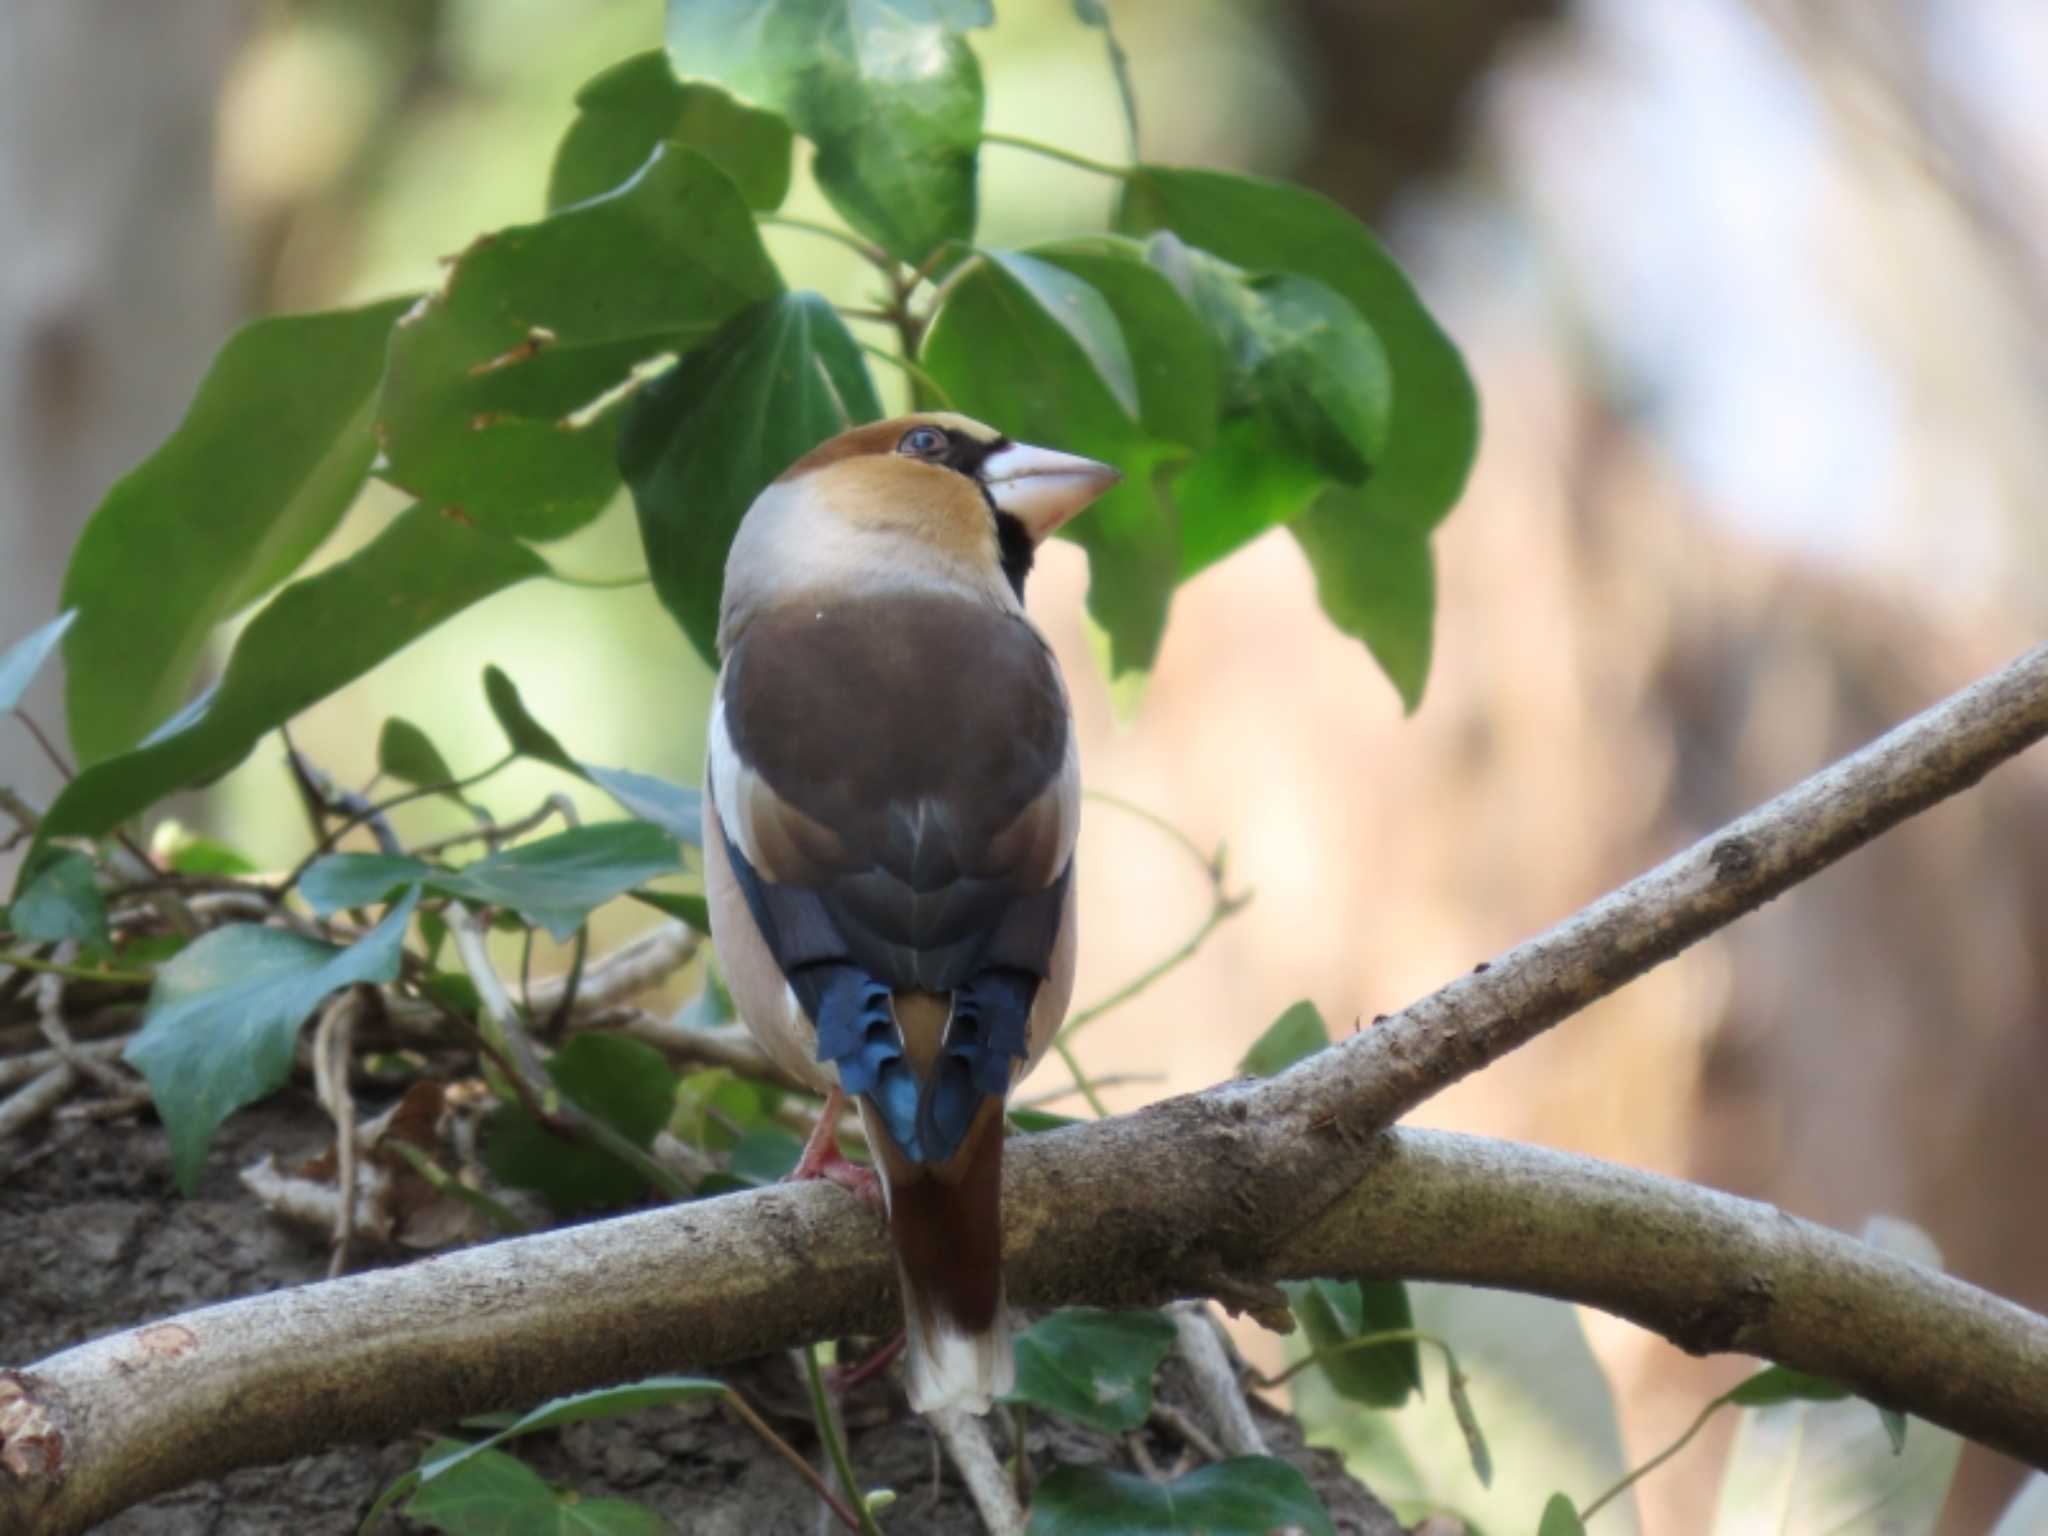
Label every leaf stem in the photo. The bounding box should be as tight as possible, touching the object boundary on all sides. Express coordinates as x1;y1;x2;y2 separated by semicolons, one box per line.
543;566;650;591
798;1345;884;1536
760;214;890;268
981;131;1132;181
1057;893;1246;1045
857;343;955;410
1052;1039;1111;1119
1248;1326;1446;1391
1578;1388;1735;1526
0;951;154;988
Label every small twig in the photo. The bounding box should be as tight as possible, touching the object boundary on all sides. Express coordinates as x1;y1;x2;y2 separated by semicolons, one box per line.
36;982;136;1096
1148;1400;1225;1464
801;1345;885;1536
0;1035;128;1092
0;785;42;851
408;793;572;860
928;1406;1025;1536
759;213;889;267
527;922;700;1015
1015;1070;1162;1110
313;991;365;1278
384;1141;531;1236
12;708;75;780
1577;1386;1738;1526
727;1373;867;1535
1169;1303;1266;1457
0;952;153;987
542;926;589;1037
1051;1040;1111;1119
275;751;519;897
0;1063;76;1144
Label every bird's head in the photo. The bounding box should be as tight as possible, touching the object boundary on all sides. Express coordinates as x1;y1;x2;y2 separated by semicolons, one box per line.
764;413;1121;601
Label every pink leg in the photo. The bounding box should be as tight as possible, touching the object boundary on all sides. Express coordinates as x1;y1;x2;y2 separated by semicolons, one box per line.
786;1086;885;1212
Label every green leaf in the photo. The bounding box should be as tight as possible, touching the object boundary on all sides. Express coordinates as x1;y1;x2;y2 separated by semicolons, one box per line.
1119;167;1473;704
482;1032;680;1212
987;250;1139;418
1117;165;1476;536
483;667;704;846
550;51;792;213
125;888;418;1192
0;610;77;714
9;849;110;953
161;831;258;877
1003;1307;1176;1433
378;143;780;541
377;717;460;799
1294;1283;1638;1533
622;291;881;668
1027;238;1220;452
725;1126;803;1184
1025;1457;1334;1536
1285;1278;1419;1409
628;888;710;931
1539;1492;1588;1536
32;507;545;856
414;1376;728;1491
1727;1365;1851;1409
667;0;992;265
404;1442;668;1536
921;253;1181;677
302;823;682;941
1289;488;1435;712
1710;1220;1961;1536
1239;999;1329;1077
1006;1106;1079;1133
60;302;411;764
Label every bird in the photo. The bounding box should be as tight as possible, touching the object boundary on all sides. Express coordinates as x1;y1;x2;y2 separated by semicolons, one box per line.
701;411;1119;1414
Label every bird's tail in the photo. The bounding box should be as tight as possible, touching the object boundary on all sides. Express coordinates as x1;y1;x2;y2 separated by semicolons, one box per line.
864;1097;1012;1414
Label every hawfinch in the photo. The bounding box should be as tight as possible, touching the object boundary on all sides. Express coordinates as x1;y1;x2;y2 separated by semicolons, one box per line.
702;412;1118;1414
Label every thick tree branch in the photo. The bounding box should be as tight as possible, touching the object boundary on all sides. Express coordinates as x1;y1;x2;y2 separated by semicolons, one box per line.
5;643;2047;1531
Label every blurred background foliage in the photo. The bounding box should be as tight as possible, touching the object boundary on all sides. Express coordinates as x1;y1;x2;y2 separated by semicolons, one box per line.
5;0;2048;1530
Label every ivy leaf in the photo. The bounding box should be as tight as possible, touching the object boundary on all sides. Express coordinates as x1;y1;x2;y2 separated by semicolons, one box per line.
0;610;77;715
629;888;709;931
667;0;992;265
1539;1492;1589;1536
377;717;457;793
30;508;545;861
1025;1457;1335;1535
1286;1277;1420;1409
1291;490;1435;712
482;667;704;846
378;143;780;541
921;253;1181;678
1727;1365;1851;1408
403;1442;667;1536
482;1033;679;1212
549;51;792;213
1118;167;1476;707
8;848;110;953
1117;165;1476;536
1003;1307;1176;1433
59;301;410;764
1239;999;1329;1077
621;292;881;668
125;889;419;1192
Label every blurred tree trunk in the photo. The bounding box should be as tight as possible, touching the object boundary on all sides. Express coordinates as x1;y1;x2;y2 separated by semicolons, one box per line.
0;0;244;876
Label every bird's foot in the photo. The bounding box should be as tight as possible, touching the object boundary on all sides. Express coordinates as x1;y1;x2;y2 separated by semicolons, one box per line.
786;1087;887;1215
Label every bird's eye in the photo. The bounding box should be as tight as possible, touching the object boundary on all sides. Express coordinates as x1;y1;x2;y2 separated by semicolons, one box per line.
897;426;949;461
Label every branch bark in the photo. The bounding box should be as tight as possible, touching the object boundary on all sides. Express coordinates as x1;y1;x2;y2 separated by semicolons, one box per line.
6;643;2048;1531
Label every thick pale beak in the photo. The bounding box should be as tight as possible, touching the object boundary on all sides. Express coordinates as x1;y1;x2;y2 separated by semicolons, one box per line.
980;441;1121;541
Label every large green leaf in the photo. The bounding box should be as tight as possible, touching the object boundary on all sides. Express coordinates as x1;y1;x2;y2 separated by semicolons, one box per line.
920;253;1182;677
1291;490;1435;712
621;292;881;667
549;51;792;212
378;144;780;540
32;507;545;853
1004;1308;1176;1433
1286;1277;1420;1409
1026;1457;1334;1536
125;889;418;1192
482;1033;680;1212
481;666;704;846
404;1442;666;1536
667;0;991;265
1710;1222;1961;1536
302;821;683;942
1117;165;1476;536
1296;1282;1638;1533
0;610;77;714
1118;167;1474;707
60;301;411;764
